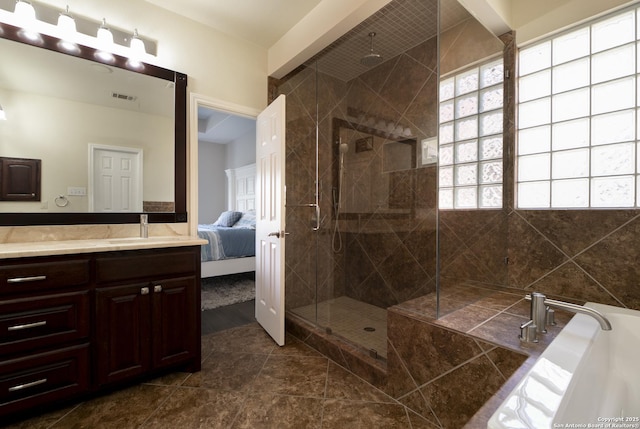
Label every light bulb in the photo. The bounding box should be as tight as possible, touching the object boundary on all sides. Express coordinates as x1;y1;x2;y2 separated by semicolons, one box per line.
57;6;76;37
14;0;36;23
130;29;146;56
57;5;78;52
97;18;114;47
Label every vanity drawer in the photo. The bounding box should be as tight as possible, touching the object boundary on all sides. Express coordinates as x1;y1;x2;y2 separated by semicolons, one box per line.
0;260;89;296
0;291;89;356
95;249;197;283
0;343;89;416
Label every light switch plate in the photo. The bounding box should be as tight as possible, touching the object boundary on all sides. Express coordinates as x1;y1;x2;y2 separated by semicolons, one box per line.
67;186;87;196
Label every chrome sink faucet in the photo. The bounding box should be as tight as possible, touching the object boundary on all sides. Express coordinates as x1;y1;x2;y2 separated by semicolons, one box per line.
519;292;612;343
140;214;148;238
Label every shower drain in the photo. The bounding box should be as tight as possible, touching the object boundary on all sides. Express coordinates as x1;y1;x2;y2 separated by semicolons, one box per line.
363;327;376;332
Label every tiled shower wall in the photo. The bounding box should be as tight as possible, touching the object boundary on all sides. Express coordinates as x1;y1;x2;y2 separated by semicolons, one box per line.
275;30;443;314
275;10;640;315
276;53;441;312
274;16;505;314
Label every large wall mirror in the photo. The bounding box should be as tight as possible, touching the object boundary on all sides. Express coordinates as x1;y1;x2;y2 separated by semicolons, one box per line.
0;22;187;225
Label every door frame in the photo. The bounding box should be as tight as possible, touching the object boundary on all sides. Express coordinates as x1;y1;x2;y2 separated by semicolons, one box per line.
88;143;143;212
188;93;261;234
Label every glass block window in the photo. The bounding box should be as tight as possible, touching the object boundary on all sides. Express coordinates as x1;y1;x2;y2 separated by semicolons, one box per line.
439;58;504;209
517;6;640;208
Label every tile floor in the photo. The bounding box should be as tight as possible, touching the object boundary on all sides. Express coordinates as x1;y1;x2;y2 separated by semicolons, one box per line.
4;322;432;428
292;297;388;359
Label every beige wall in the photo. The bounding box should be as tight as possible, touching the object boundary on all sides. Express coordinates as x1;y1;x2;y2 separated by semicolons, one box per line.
0;89;173;213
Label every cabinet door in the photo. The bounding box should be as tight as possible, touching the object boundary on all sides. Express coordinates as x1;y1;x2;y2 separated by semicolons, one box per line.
151;276;198;370
95;283;151;386
0;157;41;201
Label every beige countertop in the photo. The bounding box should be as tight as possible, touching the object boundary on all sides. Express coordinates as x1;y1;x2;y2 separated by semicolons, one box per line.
0;236;207;259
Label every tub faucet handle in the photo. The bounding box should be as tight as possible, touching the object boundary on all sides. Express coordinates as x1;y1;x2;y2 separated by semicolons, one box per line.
519;320;538;343
546;306;556;326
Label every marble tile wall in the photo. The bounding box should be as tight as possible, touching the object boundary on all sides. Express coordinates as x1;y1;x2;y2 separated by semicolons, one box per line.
276;32;442;313
386;309;528;428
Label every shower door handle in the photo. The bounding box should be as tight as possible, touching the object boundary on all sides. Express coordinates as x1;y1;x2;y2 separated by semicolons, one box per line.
283;203;320;231
312;205;320;231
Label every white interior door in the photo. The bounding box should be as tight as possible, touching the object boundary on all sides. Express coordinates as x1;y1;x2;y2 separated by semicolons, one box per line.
255;94;286;346
89;144;143;212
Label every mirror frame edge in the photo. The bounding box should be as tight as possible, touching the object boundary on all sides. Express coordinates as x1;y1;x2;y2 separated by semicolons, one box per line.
0;21;188;226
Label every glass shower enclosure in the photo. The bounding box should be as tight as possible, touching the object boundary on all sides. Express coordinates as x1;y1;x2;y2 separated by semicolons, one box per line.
276;0;449;360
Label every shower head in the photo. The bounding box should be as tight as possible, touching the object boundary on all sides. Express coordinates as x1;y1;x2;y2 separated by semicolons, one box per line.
339;143;349;154
361;32;383;67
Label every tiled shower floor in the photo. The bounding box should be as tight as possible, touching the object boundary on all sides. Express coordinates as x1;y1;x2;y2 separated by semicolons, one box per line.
291;296;387;359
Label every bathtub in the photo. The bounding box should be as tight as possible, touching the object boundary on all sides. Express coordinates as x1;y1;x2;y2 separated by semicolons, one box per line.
488;302;640;429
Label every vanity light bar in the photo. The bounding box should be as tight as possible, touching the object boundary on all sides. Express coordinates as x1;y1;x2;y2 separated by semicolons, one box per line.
0;0;157;57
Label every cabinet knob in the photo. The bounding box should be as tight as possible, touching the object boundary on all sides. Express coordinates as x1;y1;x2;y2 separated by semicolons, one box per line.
141;287;149;295
154;285;162;293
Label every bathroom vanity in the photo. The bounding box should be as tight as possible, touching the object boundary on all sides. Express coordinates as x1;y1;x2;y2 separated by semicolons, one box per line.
0;239;203;419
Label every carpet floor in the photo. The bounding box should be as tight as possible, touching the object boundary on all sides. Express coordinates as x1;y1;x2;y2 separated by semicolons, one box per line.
201;272;255;311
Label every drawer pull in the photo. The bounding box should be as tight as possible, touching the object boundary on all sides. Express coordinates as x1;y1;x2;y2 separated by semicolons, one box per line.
8;320;47;331
8;378;47;392
7;275;47;284
141;287;149;295
154;285;162;293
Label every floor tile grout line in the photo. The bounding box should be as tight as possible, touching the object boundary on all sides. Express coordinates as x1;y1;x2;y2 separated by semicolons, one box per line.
45;403;82;429
138;384;181;428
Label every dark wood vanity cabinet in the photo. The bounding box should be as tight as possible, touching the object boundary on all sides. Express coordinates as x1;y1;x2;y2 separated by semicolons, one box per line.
0;246;201;419
94;249;199;387
0;256;91;417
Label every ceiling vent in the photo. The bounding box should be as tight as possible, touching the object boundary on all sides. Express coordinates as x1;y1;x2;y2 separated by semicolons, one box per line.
111;92;137;101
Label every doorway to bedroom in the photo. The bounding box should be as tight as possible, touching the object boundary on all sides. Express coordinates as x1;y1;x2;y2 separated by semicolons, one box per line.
197;105;258;313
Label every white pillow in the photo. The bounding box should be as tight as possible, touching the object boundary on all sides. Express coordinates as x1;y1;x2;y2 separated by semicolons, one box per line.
233;210;256;229
213;210;243;227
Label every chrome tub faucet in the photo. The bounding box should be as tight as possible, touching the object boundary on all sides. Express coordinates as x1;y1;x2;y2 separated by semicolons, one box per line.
519;292;612;343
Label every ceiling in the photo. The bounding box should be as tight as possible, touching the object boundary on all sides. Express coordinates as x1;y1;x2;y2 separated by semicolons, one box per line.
198;107;255;144
144;0;323;48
